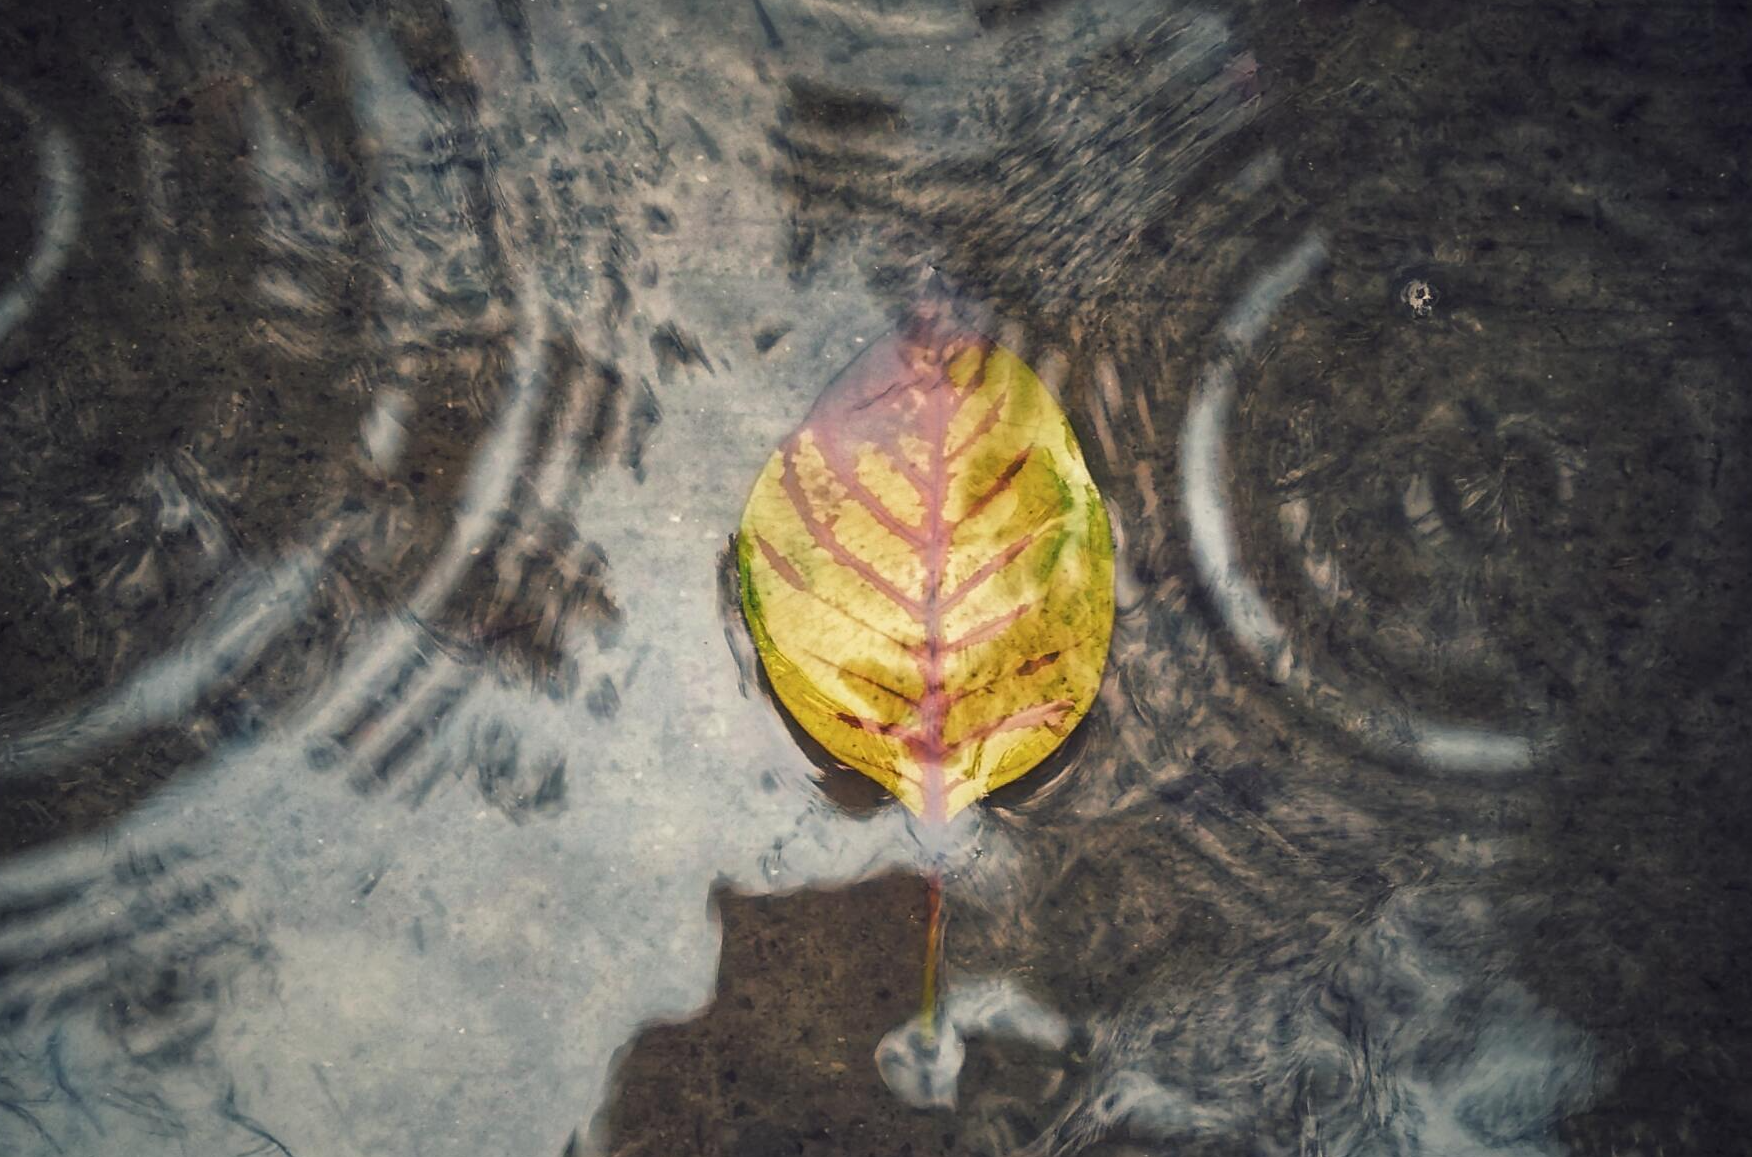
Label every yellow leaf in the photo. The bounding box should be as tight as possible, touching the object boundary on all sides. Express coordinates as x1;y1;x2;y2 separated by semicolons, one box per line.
739;313;1114;821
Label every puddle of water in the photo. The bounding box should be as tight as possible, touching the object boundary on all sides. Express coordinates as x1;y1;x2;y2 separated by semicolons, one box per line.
1;1;1749;1155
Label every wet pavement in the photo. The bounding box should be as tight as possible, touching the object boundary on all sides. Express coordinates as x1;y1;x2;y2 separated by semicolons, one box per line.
1;0;1750;1154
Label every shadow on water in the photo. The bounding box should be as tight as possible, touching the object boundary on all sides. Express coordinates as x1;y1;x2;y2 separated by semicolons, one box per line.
0;0;1750;1154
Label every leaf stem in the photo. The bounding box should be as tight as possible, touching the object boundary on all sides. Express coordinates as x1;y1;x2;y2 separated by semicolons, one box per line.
920;870;946;1042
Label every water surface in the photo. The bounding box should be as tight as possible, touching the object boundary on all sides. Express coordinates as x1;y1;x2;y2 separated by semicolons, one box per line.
1;1;1749;1154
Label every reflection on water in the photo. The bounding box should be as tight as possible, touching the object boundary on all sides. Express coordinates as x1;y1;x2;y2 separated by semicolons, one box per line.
1;0;1749;1154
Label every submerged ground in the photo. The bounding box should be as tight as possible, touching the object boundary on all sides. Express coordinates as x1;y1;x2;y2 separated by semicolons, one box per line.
0;0;1749;1154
